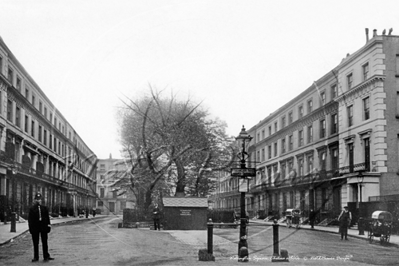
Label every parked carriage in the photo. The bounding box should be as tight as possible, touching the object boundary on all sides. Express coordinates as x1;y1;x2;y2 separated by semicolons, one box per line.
368;211;393;243
285;209;301;228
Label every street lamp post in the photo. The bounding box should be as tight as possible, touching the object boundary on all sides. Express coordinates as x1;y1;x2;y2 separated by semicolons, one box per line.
235;126;253;262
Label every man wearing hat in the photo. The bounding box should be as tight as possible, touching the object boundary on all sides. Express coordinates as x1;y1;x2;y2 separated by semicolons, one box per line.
28;192;54;262
338;206;352;240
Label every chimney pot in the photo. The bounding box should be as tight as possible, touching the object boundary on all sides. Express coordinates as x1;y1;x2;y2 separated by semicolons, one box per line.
389;28;393;35
373;29;377;37
365;28;369;42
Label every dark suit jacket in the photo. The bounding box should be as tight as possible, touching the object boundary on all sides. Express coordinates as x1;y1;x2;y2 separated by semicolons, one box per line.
28;203;51;234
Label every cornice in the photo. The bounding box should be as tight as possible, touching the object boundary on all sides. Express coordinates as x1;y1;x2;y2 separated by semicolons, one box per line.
336;75;385;106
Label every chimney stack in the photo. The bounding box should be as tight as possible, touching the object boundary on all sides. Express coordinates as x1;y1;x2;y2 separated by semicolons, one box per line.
382;29;386;36
373;29;377;37
365;28;369;42
389;28;393;35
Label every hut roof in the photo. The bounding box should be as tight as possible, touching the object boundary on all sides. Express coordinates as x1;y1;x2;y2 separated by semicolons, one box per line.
163;197;208;208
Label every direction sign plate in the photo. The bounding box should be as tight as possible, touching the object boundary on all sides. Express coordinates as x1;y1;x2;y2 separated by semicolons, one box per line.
231;168;256;177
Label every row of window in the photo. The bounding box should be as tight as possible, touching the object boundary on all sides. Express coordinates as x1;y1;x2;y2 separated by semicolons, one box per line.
1;56;71;138
256;62;370;143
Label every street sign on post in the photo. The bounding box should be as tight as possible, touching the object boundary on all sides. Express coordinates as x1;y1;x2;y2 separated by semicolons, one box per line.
231;168;256;177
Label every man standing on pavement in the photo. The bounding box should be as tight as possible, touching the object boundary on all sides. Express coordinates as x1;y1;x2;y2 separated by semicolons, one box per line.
28;192;54;262
153;204;161;231
309;209;316;229
338;206;352;240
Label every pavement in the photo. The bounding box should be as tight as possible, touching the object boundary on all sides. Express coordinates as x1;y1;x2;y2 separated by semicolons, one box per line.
0;214;107;246
1;215;399;250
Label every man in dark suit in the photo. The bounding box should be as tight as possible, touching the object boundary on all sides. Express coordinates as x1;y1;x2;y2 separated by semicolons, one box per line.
28;192;54;262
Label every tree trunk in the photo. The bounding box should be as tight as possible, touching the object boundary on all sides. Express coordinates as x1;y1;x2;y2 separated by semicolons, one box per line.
174;159;186;196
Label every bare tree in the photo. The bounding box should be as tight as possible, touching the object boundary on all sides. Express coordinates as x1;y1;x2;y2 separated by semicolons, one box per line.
116;87;235;212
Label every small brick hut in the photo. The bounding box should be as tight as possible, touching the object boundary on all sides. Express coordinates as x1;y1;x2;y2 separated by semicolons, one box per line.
162;197;208;230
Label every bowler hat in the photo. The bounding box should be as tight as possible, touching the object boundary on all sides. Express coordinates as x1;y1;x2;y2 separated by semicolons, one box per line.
34;193;42;200
344;206;348;209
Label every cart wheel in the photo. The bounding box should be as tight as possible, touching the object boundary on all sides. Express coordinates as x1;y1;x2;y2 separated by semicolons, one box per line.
368;231;373;243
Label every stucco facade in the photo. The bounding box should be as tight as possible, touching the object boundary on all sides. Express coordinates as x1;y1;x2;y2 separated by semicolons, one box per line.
211;30;399;222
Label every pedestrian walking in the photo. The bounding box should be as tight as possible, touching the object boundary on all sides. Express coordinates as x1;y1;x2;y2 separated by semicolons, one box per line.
28;193;54;262
153;204;161;231
92;207;96;217
338;206;352;240
309;209;316;229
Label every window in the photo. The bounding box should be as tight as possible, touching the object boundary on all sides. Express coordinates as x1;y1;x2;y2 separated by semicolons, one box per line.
50;113;52;123
54;117;57;127
44;130;47;146
363;97;370;120
281;116;286;128
307;125;313;143
299;105;304;118
25;115;29;132
39;101;42;113
347;73;353;89
364;138;370;171
54;137;57;151
44;107;47;119
261;148;265;161
281;163;286;179
320;119;326;138
8;67;13;83
25;87;29;99
320;92;326;105
307;99;313;114
331;84;338;99
363;63;369;81
298;157;304;176
268;126;272;136
31;94;35;107
38;125;42;142
348;143;354;173
319;151;326;170
298;129;304;147
15;106;20;128
49;134;52;149
16;77;21;91
268;145;272;159
331;113;338;134
100;188;105;198
281;138;286;154
261;129;265;139
274;122;278;132
307;155;313;174
288;112;293;124
288;135;293;151
331;147;338;171
348;105;353;127
257;150;260;162
274;142;277;157
0;56;2;73
7;100;12;121
31;120;35;138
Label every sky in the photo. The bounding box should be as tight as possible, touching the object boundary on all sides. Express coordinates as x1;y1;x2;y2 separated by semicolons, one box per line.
1;0;399;159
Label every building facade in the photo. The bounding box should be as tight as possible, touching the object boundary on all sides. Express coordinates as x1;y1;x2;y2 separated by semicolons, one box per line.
0;36;97;221
211;29;399;222
96;155;136;215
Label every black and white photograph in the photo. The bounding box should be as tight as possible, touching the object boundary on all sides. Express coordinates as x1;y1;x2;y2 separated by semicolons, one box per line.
1;1;399;265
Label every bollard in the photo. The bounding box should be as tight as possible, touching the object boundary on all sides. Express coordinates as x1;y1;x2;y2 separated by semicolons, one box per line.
358;217;364;235
272;219;289;262
272;219;279;257
10;212;16;233
207;218;213;254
